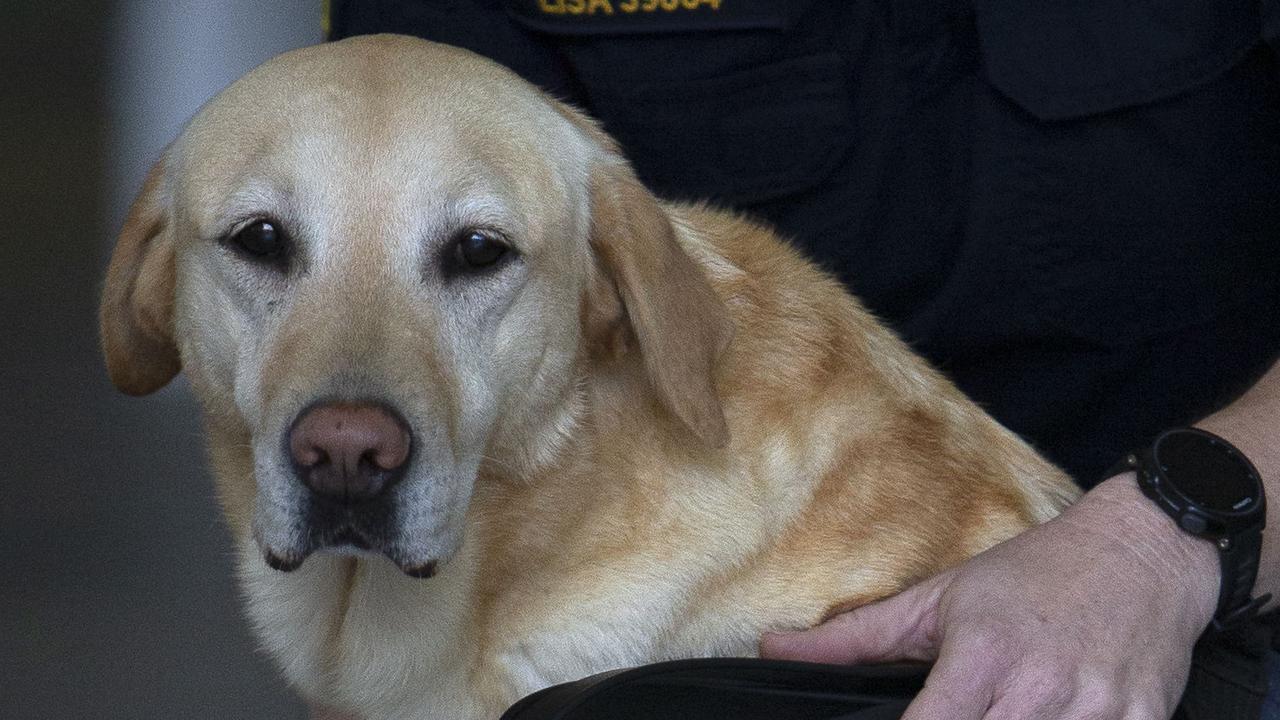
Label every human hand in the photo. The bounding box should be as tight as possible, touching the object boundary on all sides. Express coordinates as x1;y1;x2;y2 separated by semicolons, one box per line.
760;474;1221;719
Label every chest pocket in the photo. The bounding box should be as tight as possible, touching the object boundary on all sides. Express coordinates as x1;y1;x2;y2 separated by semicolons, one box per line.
964;0;1280;347
504;0;851;206
593;53;854;205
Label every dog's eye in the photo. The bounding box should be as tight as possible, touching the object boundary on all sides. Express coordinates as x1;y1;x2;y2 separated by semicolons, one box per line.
229;220;288;264
453;231;509;270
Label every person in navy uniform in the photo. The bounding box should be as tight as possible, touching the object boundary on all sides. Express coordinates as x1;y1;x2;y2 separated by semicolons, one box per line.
330;2;1280;718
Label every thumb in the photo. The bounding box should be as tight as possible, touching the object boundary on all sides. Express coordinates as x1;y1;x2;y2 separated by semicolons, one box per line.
759;573;949;665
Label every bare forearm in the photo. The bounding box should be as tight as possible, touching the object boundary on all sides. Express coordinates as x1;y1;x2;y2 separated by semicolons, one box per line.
1086;358;1280;622
1195;358;1280;610
761;359;1280;719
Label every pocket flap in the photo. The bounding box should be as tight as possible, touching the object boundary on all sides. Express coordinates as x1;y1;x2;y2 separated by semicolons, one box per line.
976;0;1259;120
591;53;854;205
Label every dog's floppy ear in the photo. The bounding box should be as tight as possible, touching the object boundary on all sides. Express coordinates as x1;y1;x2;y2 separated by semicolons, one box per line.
587;163;733;448
100;158;180;395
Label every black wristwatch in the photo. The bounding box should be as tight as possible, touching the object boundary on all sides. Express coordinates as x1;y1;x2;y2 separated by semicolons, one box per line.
1110;427;1270;632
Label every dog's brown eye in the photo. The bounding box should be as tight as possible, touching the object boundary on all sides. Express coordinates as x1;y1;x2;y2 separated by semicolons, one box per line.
454;231;509;269
229;220;287;263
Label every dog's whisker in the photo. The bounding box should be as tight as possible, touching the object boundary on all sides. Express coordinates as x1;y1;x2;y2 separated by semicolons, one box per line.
478;454;521;474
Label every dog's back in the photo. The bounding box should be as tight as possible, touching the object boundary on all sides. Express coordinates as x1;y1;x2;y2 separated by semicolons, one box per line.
454;204;1076;704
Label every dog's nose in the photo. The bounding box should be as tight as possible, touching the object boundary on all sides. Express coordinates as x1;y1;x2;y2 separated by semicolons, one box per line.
288;402;411;502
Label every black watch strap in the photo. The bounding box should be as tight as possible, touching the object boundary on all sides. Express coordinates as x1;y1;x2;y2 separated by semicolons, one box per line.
1212;526;1270;632
1107;434;1270;633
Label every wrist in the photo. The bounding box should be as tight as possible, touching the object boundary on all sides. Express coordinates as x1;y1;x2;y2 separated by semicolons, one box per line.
1075;473;1220;631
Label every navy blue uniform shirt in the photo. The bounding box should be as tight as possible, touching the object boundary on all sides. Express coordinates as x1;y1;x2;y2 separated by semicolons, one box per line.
330;0;1280;487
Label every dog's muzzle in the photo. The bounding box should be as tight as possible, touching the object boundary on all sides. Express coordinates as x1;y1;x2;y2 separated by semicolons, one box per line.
260;400;439;578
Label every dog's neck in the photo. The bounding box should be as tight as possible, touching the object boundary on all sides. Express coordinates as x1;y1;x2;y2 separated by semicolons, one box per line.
481;366;591;482
479;335;669;483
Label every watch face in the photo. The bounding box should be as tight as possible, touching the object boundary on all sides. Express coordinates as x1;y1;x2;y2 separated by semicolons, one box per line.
1155;430;1260;514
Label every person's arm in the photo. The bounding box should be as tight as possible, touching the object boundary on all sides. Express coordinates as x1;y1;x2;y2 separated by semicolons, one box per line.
761;359;1279;720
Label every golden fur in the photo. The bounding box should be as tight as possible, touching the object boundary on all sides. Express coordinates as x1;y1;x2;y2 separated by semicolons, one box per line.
101;35;1079;719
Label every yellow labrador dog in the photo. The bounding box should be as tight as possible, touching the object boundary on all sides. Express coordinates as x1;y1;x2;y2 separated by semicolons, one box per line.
101;35;1078;719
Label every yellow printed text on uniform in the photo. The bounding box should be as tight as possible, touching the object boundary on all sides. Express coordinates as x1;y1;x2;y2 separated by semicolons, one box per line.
537;0;722;16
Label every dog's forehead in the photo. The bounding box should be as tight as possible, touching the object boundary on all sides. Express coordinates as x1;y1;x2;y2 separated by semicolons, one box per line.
173;35;586;223
192;35;566;147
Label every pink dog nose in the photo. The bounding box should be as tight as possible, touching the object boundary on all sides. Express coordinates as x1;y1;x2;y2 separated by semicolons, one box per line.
288;402;411;502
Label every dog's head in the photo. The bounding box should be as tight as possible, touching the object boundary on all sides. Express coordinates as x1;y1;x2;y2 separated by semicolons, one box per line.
100;35;732;577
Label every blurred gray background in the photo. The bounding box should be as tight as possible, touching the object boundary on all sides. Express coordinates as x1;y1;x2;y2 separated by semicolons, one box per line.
2;2;322;717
